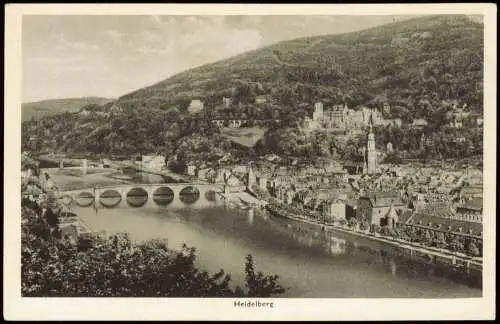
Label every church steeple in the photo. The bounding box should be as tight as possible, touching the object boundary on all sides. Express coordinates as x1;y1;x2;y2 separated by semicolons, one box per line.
367;115;377;175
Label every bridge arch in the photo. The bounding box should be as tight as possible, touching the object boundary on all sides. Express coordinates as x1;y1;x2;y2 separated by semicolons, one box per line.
179;186;200;205
100;189;122;208
126;187;149;207
152;187;175;206
75;191;94;207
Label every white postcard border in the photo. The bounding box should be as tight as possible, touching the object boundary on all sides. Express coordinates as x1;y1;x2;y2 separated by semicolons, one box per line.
4;3;496;321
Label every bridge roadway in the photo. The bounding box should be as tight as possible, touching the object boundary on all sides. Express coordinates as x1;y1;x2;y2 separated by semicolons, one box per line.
60;182;226;208
37;156;191;182
108;160;190;182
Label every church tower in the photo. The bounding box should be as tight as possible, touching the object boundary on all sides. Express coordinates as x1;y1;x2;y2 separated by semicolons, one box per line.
367;115;377;174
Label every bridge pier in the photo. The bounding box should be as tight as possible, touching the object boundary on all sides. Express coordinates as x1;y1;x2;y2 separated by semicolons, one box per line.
94;188;100;206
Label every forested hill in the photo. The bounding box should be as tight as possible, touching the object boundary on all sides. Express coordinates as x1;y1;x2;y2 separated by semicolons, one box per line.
22;97;113;122
22;15;483;163
117;14;483;120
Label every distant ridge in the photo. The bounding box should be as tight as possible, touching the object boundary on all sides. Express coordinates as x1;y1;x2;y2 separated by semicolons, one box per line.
22;97;114;121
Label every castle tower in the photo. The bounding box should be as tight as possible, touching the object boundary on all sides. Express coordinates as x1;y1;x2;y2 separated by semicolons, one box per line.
367;118;377;175
420;133;426;150
312;102;324;121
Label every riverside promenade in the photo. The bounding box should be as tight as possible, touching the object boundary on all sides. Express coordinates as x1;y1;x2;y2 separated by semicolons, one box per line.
264;202;482;275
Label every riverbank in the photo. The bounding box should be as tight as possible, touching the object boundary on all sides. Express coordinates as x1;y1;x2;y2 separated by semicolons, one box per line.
265;204;482;276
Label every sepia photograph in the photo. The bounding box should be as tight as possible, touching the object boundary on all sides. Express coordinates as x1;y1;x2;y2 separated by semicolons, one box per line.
4;3;496;321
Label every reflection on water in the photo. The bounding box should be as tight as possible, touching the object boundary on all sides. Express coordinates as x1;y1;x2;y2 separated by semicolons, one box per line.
247;209;254;225
73;202;482;298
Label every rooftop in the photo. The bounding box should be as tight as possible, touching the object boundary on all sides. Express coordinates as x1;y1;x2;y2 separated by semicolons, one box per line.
457;198;483;211
406;213;482;236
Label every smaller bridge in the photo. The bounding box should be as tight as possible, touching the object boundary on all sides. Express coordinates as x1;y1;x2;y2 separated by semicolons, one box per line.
60;183;226;208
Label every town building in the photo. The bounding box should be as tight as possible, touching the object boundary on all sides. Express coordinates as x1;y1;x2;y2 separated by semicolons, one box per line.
141;155;166;170
304;102;349;131
356;192;406;227
186;163;197;176
455;198;482;223
392;118;403;127
460;184;483;201
403;204;483;238
447;109;471;129
382;102;391;115
211;120;225;127
322;197;348;221
222;97;232;107
257;176;268;190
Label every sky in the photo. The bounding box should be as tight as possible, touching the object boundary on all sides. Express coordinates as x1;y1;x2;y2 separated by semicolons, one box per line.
22;14;426;102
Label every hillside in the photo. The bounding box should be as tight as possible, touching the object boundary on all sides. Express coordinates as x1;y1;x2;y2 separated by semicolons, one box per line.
22;97;113;122
22;15;483;164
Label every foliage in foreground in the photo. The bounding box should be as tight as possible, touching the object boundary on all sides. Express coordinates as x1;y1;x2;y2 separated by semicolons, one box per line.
21;199;286;297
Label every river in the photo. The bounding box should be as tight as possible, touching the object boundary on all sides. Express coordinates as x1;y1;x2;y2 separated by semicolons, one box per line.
71;200;482;298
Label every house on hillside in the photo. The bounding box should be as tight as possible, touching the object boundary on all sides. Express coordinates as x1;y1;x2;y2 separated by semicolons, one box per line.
110;103;123;115
411;118;428;129
211;119;225;127
255;95;268;104
455;198;482;223
79;108;91;116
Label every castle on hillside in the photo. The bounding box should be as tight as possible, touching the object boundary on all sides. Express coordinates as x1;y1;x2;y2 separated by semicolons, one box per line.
304;102;349;131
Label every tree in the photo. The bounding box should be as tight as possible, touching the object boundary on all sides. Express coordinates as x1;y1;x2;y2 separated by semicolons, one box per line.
467;241;480;257
447;236;462;253
348;217;359;228
244;255;286;297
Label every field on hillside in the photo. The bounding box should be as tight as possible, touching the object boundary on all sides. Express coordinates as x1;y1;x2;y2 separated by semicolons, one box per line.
219;127;267;148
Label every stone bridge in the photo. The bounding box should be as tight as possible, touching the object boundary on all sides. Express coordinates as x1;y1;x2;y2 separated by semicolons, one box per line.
59;183;226;208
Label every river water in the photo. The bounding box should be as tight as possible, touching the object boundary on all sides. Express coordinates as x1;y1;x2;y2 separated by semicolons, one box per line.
72;198;482;298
